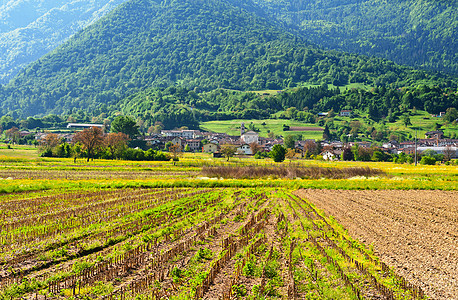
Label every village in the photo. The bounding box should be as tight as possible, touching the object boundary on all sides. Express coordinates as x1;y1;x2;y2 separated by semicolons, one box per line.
8;120;454;162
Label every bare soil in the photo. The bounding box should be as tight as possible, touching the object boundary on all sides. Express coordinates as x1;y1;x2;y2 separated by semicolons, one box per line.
294;189;458;300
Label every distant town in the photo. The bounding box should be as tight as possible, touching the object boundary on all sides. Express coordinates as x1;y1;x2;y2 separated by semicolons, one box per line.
11;121;453;161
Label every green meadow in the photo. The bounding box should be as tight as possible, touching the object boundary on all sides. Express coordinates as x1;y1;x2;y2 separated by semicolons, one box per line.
200;119;323;140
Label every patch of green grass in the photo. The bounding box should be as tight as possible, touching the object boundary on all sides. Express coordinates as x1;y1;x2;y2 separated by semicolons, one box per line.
200;119;323;139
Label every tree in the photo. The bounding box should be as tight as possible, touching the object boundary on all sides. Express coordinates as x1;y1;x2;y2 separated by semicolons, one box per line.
285;148;296;162
371;150;386;162
169;143;182;161
402;115;412;127
4;127;20;144
249;142;262;155
73;127;104;162
351;143;360;161
148;121;164;135
420;156;436;165
443;145;455;162
104;132;130;159
322;124;331;140
342;147;354;161
444;107;458;123
164;141;173;151
111;116;139;139
285;107;298;119
303;140;318;158
270;144;286;162
283;135;295;149
72;143;82;163
38;133;62;156
349;120;362;137
220;144;237;161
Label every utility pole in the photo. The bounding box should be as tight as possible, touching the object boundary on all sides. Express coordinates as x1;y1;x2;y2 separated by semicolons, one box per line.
414;129;417;166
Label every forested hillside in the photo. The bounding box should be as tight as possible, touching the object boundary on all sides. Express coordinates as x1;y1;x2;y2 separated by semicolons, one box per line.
253;0;458;74
0;0;455;119
115;83;457;130
0;0;129;83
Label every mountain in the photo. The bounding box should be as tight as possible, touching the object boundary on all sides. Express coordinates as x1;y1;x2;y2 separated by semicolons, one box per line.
252;0;458;74
1;0;456;87
0;0;129;83
0;0;455;119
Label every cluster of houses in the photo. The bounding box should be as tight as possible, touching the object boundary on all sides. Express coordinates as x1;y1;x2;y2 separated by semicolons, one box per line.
318;130;458;160
147;126;458;160
146;123;284;155
26;123;458;160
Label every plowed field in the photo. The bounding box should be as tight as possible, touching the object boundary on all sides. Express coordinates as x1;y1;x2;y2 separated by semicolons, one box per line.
294;189;458;300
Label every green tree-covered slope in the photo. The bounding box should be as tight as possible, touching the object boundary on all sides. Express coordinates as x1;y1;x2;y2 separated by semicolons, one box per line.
0;0;455;119
0;0;129;83
253;0;458;74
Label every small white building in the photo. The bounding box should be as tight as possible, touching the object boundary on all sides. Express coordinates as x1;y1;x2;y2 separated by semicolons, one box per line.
321;150;341;161
237;144;252;155
339;110;352;117
67;123;104;129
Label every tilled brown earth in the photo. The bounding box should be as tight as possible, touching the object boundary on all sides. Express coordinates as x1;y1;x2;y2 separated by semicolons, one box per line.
294;189;458;300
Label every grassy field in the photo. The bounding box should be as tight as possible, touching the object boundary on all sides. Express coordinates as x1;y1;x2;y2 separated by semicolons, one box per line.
0;146;456;193
201;108;457;143
331;109;458;141
200;119;323;140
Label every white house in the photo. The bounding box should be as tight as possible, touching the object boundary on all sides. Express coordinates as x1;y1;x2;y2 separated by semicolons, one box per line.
237;144;252;155
321;150;341;161
241;131;259;144
339;110;352;117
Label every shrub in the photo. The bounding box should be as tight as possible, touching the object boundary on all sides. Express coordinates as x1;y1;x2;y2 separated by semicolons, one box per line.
420;156;436;165
232;284;247;297
242;259;256;277
270;144;286;162
201;165;384;179
194;247;212;262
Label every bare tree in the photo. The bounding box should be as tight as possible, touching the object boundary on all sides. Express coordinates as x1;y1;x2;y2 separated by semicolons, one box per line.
39;133;62;154
169;143;182;161
104;132;130;159
4;127;20;144
249;142;262;155
73;127;104;162
443;145;455;162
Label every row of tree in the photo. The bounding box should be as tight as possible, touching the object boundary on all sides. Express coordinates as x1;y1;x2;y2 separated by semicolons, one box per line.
39;127;170;162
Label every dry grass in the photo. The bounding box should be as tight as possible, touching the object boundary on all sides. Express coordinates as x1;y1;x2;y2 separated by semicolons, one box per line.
201;165;385;179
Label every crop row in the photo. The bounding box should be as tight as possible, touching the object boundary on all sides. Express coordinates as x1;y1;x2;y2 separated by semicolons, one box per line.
0;188;428;300
0;188;228;291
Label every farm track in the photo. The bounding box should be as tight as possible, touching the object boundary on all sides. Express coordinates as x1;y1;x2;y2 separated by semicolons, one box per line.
294;189;458;300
